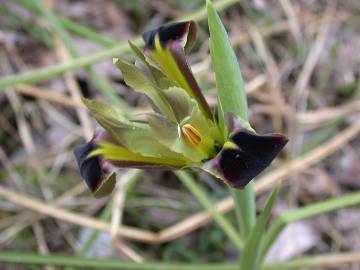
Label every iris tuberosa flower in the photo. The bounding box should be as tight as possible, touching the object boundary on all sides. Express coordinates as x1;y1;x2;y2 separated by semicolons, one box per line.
74;21;288;198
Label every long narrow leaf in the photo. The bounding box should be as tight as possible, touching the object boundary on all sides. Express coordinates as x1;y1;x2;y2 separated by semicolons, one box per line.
240;186;280;270
207;0;248;121
1;251;359;269
175;171;243;250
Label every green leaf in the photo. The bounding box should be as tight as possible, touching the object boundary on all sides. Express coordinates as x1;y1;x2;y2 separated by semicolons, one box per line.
207;0;248;122
216;98;227;141
239;186;280;270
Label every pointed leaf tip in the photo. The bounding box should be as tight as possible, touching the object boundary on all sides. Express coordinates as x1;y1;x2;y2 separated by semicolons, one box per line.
207;0;248;121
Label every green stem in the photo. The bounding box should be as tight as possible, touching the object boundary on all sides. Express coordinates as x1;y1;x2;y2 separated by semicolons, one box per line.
0;42;134;89
261;191;360;261
240;186;280;270
175;171;243;250
0;252;235;270
1;251;359;269
230;182;256;238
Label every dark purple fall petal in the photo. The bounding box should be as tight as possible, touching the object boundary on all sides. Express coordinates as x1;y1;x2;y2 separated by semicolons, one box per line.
215;129;288;188
142;21;211;118
230;129;288;166
73;139;114;194
143;21;196;52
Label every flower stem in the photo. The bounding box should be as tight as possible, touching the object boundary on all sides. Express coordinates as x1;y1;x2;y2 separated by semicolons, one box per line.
230;183;256;239
176;171;243;250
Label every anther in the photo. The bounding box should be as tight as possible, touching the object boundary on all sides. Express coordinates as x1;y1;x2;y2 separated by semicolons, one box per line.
182;124;202;147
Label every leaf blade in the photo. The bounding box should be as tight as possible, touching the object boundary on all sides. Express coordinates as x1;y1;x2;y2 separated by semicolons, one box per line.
207;0;248;122
240;186;280;270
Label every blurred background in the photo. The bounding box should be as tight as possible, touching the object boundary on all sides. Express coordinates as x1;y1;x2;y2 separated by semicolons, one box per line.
0;0;359;269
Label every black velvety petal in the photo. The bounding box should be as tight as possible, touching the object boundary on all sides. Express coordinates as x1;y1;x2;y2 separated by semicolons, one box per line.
230;129;288;166
216;129;288;188
217;148;262;188
143;21;195;51
74;142;103;193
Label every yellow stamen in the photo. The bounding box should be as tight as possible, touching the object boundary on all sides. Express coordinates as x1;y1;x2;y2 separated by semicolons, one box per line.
182;124;202;147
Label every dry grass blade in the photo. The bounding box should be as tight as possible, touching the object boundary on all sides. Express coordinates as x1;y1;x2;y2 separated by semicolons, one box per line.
250;24;287;132
53;34;93;140
110;173;144;262
296;100;360;127
14;84;84;108
0;185;158;243
279;0;302;44
288;3;336;155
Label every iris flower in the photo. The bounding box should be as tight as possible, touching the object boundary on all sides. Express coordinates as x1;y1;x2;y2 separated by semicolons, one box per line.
74;21;288;198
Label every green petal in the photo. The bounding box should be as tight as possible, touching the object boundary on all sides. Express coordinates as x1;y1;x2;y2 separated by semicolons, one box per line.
82;97;129;125
163;87;194;123
90;142;187;168
150;41;211;118
147;112;204;163
114;58;174;119
162;87;218;143
82;97;136;143
82;98;179;158
186;100;223;156
128;41;178;90
148;87;223;161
